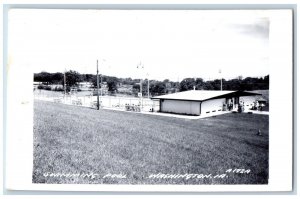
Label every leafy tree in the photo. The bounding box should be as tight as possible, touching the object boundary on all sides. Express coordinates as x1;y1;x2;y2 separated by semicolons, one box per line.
81;74;94;82
263;75;269;89
91;75;100;88
34;71;51;84
222;79;241;90
132;83;140;93
203;81;214;90
34;70;269;94
152;81;166;95
52;72;63;84
65;70;81;87
106;76;118;92
120;77;133;85
195;78;204;90
179;78;195;91
132;80;148;96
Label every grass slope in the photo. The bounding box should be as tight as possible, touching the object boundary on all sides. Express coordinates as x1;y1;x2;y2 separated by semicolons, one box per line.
33;100;269;184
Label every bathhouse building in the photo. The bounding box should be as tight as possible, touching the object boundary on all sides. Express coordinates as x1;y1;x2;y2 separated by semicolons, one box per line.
151;90;261;116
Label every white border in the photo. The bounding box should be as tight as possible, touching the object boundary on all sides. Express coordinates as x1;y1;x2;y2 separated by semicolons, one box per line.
1;1;296;195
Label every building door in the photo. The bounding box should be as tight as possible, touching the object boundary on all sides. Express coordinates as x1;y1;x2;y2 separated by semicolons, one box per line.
234;97;239;109
226;98;233;111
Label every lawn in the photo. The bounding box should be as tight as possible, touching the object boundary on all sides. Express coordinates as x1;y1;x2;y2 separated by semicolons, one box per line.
33;100;269;184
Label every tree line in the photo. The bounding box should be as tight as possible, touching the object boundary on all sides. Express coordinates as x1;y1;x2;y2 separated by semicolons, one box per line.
34;71;269;96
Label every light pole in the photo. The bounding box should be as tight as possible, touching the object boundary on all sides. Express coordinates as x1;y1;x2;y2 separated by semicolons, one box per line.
137;62;144;95
219;69;222;91
137;62;144;109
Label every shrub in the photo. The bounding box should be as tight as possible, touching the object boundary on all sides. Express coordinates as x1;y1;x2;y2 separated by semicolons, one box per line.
53;86;64;92
37;85;52;91
44;86;51;90
37;85;44;89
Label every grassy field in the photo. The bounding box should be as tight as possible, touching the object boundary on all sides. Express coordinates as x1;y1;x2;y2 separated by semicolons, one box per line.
253;90;269;101
33;100;269;184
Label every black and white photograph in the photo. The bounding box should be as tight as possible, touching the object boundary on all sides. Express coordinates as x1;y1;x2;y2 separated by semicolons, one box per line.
4;4;294;193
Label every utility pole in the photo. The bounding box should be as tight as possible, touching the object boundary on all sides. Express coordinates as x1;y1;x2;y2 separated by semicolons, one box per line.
100;59;106;97
97;60;100;110
146;73;150;98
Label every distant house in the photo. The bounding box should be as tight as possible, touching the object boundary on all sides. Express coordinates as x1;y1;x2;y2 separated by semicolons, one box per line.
93;82;109;95
33;82;43;89
78;82;93;88
33;81;43;85
151;90;261;116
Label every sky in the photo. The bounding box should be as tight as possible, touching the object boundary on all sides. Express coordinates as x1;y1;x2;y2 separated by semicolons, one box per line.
8;9;270;81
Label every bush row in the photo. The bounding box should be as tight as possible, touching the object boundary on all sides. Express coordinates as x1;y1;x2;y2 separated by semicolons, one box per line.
36;85;83;92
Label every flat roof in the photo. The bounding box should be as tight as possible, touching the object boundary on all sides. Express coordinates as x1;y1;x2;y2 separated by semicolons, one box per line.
151;90;261;102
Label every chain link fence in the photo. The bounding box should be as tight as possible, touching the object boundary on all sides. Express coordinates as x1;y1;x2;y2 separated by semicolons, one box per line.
34;90;160;112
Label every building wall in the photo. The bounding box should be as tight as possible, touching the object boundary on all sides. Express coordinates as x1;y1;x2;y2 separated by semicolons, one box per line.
161;100;200;115
160;97;256;116
201;98;225;115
